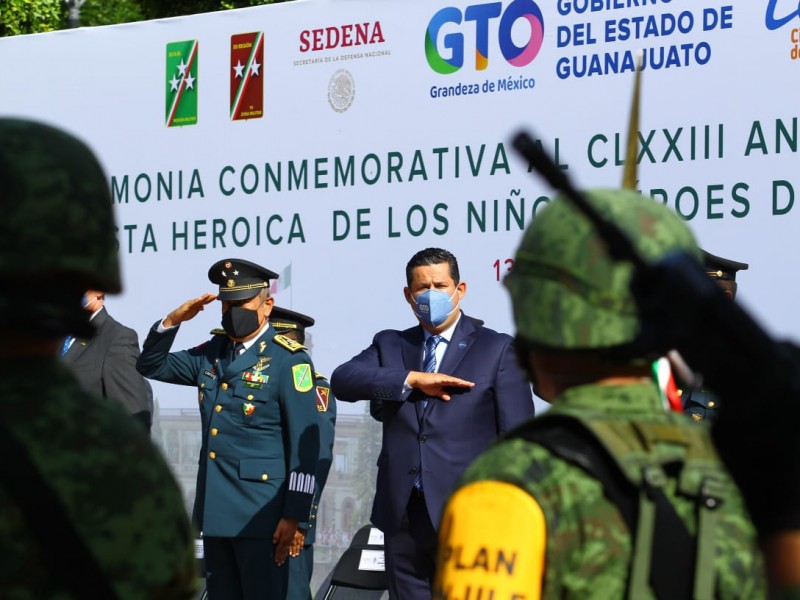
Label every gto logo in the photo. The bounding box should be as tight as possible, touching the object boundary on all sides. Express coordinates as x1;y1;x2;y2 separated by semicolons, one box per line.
425;0;544;74
300;22;385;52
765;0;800;30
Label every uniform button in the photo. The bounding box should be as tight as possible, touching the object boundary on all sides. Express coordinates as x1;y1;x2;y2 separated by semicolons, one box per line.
420;435;428;443
261;474;268;481
708;401;716;408
215;405;222;413
209;451;216;459
247;394;254;400
409;467;418;474
221;383;229;391
211;428;218;436
200;383;205;388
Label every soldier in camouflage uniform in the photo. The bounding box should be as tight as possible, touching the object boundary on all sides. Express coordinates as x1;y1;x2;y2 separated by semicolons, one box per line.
433;189;765;599
0;119;197;598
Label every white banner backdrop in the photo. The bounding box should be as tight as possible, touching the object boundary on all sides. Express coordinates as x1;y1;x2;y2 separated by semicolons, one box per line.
2;0;799;589
1;0;798;407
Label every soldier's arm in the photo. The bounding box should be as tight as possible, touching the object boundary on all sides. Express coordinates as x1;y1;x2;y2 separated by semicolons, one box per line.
136;320;205;386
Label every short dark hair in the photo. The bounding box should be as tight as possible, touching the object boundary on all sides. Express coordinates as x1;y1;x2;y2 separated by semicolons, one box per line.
405;248;460;287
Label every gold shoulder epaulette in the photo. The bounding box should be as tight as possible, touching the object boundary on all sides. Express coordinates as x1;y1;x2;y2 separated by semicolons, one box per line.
209;328;227;336
273;333;307;353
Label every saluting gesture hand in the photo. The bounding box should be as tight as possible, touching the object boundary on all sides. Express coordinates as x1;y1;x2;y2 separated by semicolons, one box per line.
163;292;218;328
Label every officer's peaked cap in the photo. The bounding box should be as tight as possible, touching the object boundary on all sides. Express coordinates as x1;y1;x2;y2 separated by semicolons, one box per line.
702;250;748;282
208;258;278;301
271;306;315;334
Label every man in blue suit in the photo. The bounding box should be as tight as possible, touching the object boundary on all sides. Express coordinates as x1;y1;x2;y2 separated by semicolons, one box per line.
331;247;535;599
137;259;320;599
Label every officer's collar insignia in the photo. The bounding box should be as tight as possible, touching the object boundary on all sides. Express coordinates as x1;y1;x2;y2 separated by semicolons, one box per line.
275;334;306;353
316;386;330;412
259;341;267;353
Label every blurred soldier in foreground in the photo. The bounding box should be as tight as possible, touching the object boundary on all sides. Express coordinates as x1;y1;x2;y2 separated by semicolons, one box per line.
681;250;749;423
271;306;337;600
137;259;320;599
433;189;764;598
0;118;196;598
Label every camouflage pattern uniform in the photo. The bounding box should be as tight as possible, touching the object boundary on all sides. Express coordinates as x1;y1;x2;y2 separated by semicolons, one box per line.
0;360;198;599
0;118;197;598
433;189;764;599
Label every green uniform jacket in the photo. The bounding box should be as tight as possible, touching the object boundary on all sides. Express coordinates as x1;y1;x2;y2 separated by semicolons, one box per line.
304;374;337;546
137;322;320;538
287;374;338;600
0;357;197;599
438;382;765;599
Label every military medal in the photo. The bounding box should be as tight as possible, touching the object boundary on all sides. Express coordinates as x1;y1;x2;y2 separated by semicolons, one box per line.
242;370;268;389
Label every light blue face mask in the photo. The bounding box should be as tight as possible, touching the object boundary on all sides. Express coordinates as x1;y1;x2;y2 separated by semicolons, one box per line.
412;288;458;328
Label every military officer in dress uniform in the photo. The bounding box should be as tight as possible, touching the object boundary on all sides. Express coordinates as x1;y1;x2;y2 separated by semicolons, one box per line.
682;250;749;422
137;259;320;600
270;306;338;600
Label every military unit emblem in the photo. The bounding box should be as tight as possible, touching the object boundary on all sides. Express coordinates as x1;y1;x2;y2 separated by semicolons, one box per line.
316;386;330;412
292;364;313;392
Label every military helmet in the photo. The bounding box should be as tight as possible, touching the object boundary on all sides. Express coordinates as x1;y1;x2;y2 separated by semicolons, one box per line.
0;118;120;293
504;188;699;350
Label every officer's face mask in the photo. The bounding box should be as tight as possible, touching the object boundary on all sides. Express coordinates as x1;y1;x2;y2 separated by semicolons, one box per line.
222;300;264;339
412;287;459;328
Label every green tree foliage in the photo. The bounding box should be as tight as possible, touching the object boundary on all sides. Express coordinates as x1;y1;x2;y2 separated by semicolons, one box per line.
0;0;291;35
79;0;145;27
139;0;282;20
0;0;63;36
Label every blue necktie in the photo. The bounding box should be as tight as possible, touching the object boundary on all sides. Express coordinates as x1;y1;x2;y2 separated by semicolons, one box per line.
415;335;442;493
423;335;441;374
60;336;74;357
422;335;442;410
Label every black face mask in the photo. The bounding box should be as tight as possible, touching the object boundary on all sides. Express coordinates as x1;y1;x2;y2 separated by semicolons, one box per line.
222;305;261;339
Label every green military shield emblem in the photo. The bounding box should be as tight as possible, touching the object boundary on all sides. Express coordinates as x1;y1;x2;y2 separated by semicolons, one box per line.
292;364;313;392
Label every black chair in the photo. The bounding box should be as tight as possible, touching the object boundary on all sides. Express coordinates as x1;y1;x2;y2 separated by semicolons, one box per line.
316;524;389;600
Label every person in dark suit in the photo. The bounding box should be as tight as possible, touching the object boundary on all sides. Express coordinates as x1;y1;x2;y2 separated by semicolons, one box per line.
330;247;535;599
270;306;337;600
61;290;152;433
136;259;321;600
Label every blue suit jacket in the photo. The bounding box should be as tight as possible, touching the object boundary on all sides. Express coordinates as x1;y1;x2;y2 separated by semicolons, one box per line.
330;313;534;534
